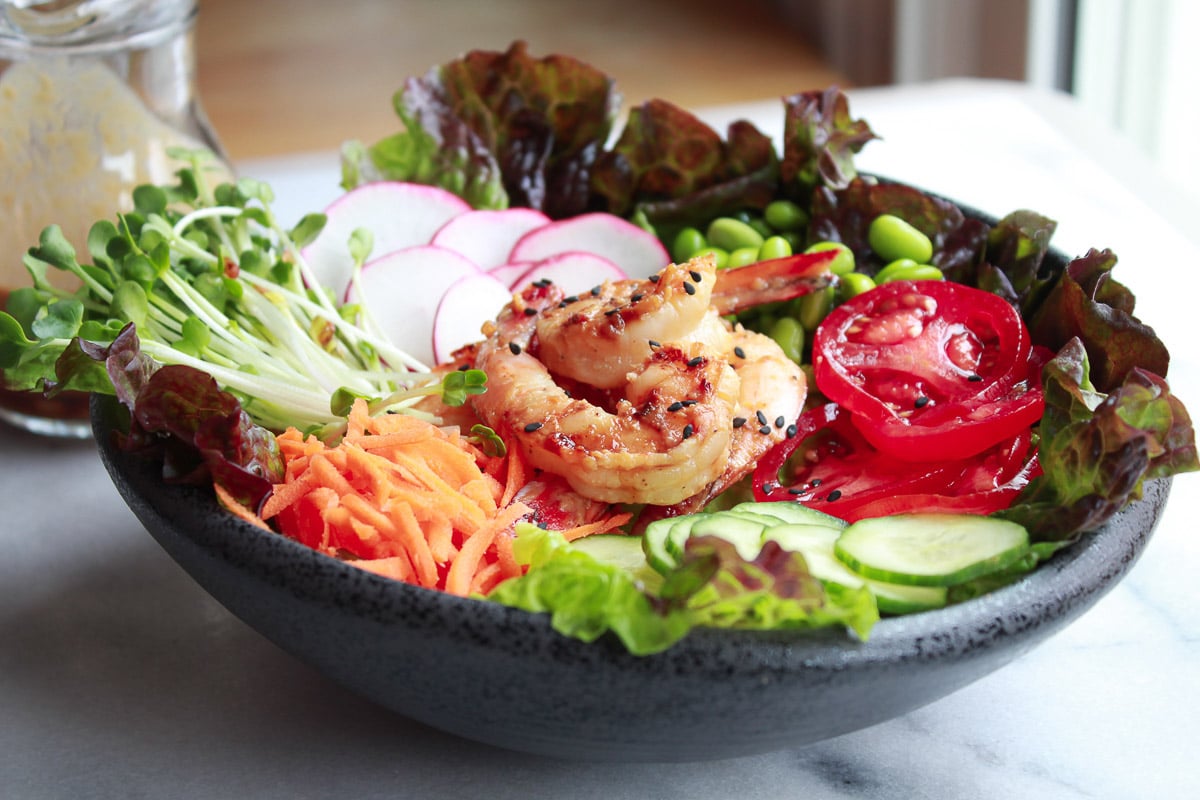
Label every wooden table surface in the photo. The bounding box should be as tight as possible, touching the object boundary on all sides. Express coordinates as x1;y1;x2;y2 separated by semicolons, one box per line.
194;0;849;161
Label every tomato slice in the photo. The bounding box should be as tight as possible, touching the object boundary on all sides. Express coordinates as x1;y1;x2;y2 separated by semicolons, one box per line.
752;403;1038;523
812;280;1041;461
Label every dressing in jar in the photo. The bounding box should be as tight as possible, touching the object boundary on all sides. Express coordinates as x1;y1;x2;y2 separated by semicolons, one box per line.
0;0;230;437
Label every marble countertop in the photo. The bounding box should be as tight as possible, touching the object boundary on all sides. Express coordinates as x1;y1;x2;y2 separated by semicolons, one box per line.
3;80;1197;799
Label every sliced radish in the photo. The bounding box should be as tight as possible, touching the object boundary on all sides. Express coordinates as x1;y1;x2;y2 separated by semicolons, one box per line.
430;208;551;271
507;212;670;279
432;273;513;363
489;261;535;289
510;251;628;295
301;182;471;296
348;245;482;365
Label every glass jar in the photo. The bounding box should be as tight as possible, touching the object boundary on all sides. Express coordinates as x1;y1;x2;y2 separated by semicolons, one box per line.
0;0;230;437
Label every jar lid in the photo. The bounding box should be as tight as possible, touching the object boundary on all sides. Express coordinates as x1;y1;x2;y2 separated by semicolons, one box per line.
0;0;195;50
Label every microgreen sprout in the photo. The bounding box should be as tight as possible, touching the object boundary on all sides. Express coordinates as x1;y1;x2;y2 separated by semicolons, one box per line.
0;150;466;434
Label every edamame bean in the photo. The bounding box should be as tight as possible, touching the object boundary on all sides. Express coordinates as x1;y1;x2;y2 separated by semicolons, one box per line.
692;246;730;270
804;241;855;275
748;218;774;239
768;316;805;364
868;214;933;264
873;258;918;283
796;286;835;332
727;246;760;269
838;271;876;300
764;199;809;232
875;258;944;284
707;217;765;252
672;227;706;263
758;235;792;261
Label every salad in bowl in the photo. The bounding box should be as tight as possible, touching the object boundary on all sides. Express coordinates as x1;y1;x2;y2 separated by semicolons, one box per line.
2;43;1194;668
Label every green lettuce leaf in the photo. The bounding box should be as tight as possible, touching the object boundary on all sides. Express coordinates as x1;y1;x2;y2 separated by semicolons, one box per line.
998;338;1198;540
487;525;878;655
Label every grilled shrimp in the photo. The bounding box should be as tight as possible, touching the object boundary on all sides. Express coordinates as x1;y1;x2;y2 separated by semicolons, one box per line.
471;279;741;506
646;326;809;519
534;255;720;390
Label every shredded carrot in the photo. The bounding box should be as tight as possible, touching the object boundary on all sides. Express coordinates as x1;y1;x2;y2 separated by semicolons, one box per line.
498;443;528;509
232;398;633;597
444;501;531;596
559;512;634;542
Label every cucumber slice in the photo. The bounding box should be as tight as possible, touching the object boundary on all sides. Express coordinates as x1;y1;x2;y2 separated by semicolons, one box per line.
868;581;948;614
572;533;648;571
573;533;662;591
689;514;766;560
834;513;1030;587
643;516;699;574
730;500;846;529
763;523;842;551
767;523;946;613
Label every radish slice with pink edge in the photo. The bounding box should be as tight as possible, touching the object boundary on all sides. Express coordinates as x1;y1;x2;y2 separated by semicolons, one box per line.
509;251;628;295
430;208;551;271
301;181;471;297
489;261;534;289
431;272;513;364
507;212;670;279
347;245;483;366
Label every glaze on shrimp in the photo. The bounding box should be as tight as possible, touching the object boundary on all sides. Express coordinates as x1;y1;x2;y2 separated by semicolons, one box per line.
471;279;740;506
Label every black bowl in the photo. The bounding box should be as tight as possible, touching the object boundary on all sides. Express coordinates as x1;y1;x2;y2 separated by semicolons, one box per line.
92;394;1170;762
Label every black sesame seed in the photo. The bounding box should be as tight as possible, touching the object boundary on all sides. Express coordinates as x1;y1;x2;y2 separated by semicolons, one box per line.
522;307;538;316
508;342;522;355
759;425;772;435
775;415;786;428
682;424;694;439
648;339;661;348
914;395;930;408
683;282;696;296
648;274;661;283
786;423;797;438
590;285;602;296
667;401;684;412
605;308;621;317
732;416;748;428
733;346;746;359
787;488;804;496
457;364;470;371
681;399;697;407
810;478;823;487
827;489;842;501
687;356;704;367
762;481;776;494
689;269;703;282
756;410;768;425
564;295;579;304
967;373;983;382
523;421;544;432
630;293;644;303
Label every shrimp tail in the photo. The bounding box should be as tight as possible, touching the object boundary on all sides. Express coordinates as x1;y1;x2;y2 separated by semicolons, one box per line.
712;250;837;315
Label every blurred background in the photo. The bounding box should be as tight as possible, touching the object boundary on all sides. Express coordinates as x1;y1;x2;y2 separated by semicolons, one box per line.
195;0;1197;206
